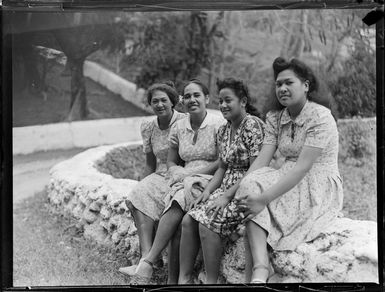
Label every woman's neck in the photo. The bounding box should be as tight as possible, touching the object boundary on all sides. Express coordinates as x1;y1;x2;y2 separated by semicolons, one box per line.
190;110;207;130
288;99;307;119
158;110;173;130
230;111;247;131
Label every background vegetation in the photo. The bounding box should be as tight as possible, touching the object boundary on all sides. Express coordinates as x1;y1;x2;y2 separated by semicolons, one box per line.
12;9;376;123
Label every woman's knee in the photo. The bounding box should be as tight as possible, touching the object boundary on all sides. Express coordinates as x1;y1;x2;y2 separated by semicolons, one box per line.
199;223;215;241
125;199;135;213
181;214;194;230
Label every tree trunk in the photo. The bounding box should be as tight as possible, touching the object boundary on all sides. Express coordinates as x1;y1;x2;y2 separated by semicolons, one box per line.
65;58;88;121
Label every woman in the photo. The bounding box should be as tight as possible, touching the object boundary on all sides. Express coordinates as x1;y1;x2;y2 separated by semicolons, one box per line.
119;81;185;276
132;79;225;284
179;78;265;284
235;57;343;283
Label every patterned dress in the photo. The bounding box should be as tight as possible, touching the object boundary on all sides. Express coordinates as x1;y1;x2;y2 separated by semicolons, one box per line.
188;115;265;236
163;111;225;213
238;101;344;251
126;110;186;221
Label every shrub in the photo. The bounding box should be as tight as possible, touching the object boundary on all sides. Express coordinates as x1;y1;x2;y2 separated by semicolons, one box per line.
96;145;145;179
337;118;376;163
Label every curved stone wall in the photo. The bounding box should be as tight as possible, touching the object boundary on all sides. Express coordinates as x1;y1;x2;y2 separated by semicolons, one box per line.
47;140;378;284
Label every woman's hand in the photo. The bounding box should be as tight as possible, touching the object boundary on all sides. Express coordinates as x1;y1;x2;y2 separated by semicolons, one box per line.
190;190;211;209
206;195;231;219
235;192;266;223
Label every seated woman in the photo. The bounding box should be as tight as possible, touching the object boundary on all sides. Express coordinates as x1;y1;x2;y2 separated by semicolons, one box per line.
119;81;185;276
132;79;225;284
179;78;265;284
235;57;344;283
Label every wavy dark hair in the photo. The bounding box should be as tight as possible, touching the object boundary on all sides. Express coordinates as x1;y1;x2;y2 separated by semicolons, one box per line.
266;57;333;113
216;77;260;117
182;78;210;96
146;81;179;107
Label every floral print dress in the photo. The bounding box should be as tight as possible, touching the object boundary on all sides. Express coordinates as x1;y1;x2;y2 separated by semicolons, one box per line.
238;101;344;251
126;110;186;221
188;114;265;236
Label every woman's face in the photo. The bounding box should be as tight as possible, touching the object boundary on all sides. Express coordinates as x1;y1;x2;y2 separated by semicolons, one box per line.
150;90;173;118
218;88;246;121
182;83;209;114
275;69;309;108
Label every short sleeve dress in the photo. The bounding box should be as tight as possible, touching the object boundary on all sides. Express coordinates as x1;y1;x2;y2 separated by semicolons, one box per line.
163;111;226;213
188;114;265;236
238;101;344;251
126;110;186;221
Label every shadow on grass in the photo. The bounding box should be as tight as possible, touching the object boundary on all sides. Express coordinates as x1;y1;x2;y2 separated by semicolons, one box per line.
13;190;167;287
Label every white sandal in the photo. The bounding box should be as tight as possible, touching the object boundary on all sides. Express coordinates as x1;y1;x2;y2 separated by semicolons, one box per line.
250;263;274;284
133;258;153;280
118;264;138;276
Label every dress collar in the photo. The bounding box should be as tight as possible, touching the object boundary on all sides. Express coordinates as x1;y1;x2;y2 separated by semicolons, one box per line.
280;100;309;126
154;110;179;129
186;111;209;131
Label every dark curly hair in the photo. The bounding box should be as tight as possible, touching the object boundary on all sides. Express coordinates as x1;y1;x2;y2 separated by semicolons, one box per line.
266;57;332;112
217;77;260;117
182;78;210;96
147;81;179;107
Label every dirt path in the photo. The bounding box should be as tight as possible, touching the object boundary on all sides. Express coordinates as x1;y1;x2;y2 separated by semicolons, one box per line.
13;148;87;204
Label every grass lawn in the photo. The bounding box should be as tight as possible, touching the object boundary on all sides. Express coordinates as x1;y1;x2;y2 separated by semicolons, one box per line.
13;190;168;286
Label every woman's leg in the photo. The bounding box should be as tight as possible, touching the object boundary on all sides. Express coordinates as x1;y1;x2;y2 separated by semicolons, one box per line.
178;214;201;284
130;207;155;257
119;203;156;276
246;221;270;282
167;224;181;284
136;202;185;276
243;232;253;283
199;224;222;284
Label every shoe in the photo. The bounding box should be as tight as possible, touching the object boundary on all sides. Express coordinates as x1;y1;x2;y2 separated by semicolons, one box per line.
133;258;153;280
250;263;274;284
118;264;138;276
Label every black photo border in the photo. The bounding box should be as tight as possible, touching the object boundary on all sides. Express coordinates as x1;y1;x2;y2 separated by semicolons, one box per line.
1;1;384;291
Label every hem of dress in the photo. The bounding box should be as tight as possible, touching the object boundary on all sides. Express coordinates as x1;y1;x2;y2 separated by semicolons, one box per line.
125;199;161;222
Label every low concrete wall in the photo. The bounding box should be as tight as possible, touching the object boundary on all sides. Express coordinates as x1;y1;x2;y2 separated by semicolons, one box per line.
13;117;154;155
47;142;378;284
12;110;222;155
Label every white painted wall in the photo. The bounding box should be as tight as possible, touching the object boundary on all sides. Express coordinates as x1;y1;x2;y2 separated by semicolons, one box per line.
13;117;153;155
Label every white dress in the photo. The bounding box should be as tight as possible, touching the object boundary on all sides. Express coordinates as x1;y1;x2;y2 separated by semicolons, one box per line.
163;112;225;213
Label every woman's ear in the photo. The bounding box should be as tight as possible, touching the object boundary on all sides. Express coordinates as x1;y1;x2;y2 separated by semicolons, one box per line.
241;96;247;108
205;95;210;105
304;80;310;92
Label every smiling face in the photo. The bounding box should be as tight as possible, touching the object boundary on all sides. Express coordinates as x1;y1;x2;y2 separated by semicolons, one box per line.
218;88;246;121
182;83;209;114
275;69;309;109
150;90;173;118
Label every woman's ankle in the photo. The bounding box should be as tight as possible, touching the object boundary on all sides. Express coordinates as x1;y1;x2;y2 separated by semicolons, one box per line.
178;273;193;284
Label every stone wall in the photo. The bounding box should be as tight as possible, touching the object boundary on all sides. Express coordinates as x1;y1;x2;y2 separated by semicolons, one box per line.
47;137;378;284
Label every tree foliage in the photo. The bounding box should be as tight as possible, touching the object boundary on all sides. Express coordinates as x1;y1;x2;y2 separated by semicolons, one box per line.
113;12;223;90
326;37;376;118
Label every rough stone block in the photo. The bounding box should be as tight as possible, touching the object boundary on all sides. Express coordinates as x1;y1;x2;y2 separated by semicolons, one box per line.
89;201;102;212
